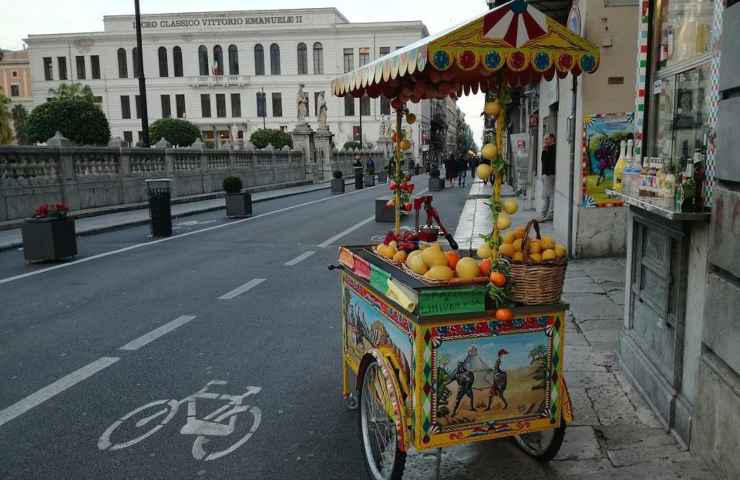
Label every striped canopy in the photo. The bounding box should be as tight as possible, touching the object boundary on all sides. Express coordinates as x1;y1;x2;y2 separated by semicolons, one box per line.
331;0;599;101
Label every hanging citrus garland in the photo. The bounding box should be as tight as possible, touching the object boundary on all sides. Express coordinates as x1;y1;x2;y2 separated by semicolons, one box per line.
385;99;417;221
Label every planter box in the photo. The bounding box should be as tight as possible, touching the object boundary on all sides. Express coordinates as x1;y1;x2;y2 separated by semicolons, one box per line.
364;174;376;187
225;192;252;218
21;218;77;262
429;177;445;192
331;178;346;195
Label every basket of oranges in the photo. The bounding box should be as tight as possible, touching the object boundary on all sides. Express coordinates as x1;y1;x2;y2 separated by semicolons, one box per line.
500;220;567;305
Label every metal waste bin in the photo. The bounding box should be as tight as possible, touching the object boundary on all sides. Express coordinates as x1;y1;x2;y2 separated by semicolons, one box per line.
146;178;173;238
354;166;364;190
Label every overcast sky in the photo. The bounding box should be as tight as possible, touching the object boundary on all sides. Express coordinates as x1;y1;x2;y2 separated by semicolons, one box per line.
1;0;489;144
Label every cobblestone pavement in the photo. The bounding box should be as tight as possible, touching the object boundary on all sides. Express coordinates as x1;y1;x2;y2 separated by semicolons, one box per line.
401;257;721;479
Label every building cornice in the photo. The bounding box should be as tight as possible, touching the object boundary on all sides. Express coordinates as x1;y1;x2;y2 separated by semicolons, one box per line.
103;7;350;24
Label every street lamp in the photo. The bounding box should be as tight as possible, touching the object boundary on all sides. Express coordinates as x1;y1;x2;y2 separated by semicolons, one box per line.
260;87;266;130
134;0;150;147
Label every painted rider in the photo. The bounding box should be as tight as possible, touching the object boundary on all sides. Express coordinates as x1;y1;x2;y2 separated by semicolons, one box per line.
487;348;509;410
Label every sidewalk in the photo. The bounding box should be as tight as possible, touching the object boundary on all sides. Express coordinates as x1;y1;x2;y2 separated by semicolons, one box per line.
0;181;344;252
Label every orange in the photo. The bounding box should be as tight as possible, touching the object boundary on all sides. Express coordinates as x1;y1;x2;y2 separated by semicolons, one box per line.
512;252;524;263
529;252;543;264
499;243;515;257
479;258;492;276
529;241;542;254
495;308;513;322
513;239;524;252
514;228;526;240
490;271;506;287
446;251;461;269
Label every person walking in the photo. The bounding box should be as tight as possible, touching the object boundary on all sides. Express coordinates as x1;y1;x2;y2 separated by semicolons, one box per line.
444;154;457;188
539;134;556;222
457;155;468;187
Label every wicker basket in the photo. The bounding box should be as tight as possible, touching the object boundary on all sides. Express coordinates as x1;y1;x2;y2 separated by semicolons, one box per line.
509;220;566;305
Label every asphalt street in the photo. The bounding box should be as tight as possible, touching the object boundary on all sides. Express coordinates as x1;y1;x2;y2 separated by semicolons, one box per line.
0;176;471;479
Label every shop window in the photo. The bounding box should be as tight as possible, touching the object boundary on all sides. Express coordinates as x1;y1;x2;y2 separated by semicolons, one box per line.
657;0;713;69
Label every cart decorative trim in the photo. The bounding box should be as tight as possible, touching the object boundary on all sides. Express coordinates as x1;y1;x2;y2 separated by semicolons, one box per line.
331;0;600;100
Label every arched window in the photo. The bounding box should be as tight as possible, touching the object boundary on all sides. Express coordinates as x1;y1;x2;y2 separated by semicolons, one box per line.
158;47;168;77
198;45;208;76
254;44;264;76
270;43;281;75
297;42;308;75
313;42;324;74
228;45;239;75
117;48;128;78
132;47;141;78
213;45;223;75
173;46;183;77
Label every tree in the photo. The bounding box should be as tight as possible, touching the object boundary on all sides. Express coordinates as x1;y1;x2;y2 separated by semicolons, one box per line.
11;104;28;144
26;99;110;145
343;141;361;151
529;344;548;391
48;83;96;104
249;128;293;149
149;118;200;147
0;90;12;144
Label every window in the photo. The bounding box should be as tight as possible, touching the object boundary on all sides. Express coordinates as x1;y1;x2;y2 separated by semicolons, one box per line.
132;48;141;78
313;42;324;74
43;57;53;81
10;85;19;97
231;93;241;118
254;44;265;76
359;47;370;67
123;131;133;147
138;131;143;143
176;94;186;118
91;55;100;79
158;47;168;77
379;46;390;57
343;48;354;73
256;91;267;118
76;56;86;80
216;93;226;118
135;95;142;119
360;96;370;116
120;96;131;119
228;45;239;75
57;57;67;80
344;95;355;116
12;71;16;77
297;43;308;74
161;94;171;118
173;46;183;77
198;45;208;76
200;94;211;118
657;0;713;69
270;44;281;75
272;92;283;117
213;45;223;75
117;48;127;78
314;92;321;116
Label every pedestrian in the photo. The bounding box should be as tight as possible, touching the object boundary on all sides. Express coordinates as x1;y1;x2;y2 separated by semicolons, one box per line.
539;133;556;222
444;154;457;187
457;155;467;187
366;156;375;176
470;156;478;179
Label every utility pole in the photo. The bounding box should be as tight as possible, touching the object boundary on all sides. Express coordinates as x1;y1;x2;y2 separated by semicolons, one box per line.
359;97;363;148
134;0;150;147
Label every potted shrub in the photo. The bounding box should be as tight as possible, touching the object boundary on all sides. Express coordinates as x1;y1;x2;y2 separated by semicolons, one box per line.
223;176;252;218
331;170;345;195
429;167;444;191
21;203;77;262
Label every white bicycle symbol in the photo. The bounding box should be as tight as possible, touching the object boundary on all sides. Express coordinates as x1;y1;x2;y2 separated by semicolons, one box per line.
98;380;262;462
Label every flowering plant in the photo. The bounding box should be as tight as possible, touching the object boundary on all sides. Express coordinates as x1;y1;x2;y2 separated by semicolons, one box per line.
33;203;69;220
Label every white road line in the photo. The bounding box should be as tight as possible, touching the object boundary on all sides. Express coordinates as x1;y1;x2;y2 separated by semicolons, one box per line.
0;183;383;287
119;315;197;351
318;216;375;248
284;251;316;266
0;356;120;429
218;278;266;300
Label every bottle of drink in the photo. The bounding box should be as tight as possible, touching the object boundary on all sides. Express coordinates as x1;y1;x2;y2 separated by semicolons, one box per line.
613;140;627;192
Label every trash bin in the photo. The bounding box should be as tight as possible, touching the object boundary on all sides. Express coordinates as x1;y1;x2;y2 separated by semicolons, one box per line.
354;166;364;190
146;178;173;238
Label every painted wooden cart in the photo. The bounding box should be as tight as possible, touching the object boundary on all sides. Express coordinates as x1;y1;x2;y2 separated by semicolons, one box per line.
330;1;600;478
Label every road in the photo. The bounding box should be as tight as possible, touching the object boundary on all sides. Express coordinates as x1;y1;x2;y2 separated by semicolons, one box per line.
0;176;471;479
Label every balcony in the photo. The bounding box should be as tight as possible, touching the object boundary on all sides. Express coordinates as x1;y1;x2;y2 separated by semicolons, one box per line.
188;75;249;88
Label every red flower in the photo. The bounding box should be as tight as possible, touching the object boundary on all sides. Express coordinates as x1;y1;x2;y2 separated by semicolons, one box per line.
389;181;398;191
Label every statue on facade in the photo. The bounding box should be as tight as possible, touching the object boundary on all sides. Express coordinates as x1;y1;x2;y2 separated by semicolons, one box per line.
318;91;328;130
379;115;389;138
297;84;309;123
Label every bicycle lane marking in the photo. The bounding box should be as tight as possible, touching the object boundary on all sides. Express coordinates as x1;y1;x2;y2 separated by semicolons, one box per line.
0;357;120;429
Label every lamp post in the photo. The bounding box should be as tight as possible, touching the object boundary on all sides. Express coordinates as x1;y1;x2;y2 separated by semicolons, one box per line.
260;87;266;130
134;0;150;147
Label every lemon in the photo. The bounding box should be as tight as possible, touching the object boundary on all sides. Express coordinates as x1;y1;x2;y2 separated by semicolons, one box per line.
484;101;501;117
476;163;492;181
529;241;542;255
512;252;524;263
541;235;555;250
499;243;515;257
555;244;567;258
481;143;498;161
503;231;517;244
421;244;448;267
476;243;493;259
542;249;556;261
513;238;524;252
455;257;479;280
496;212;512;231
503;199;519;215
407;253;429;274
529;252;542;264
393;250;408;264
424;265;455;281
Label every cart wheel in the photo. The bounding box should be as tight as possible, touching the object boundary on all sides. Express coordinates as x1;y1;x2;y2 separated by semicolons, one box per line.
345;394;359;411
359;361;406;480
512;421;566;462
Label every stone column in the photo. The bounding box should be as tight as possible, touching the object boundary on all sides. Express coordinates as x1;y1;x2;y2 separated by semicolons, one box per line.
291;123;316;182
314;127;333;182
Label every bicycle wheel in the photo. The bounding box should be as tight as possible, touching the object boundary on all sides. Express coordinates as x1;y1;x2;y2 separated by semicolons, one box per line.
191;405;262;462
359;361;405;480
98;399;179;451
512;421;566;461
